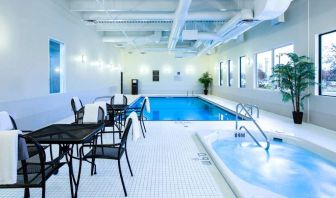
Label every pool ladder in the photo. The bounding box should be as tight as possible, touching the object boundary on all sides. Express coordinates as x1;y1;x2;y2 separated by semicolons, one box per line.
186;90;194;97
235;103;270;150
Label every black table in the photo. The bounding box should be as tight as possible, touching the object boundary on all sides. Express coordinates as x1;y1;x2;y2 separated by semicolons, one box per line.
27;124;104;198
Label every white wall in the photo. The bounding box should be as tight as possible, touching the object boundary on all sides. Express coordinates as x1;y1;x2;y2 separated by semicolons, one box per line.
211;0;336;131
120;51;213;95
0;0;121;129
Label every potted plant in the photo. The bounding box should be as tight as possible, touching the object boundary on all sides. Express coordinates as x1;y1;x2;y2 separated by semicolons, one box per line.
198;72;213;95
271;53;315;124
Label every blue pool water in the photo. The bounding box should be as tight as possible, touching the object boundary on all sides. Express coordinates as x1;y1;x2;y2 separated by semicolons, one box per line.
212;138;336;197
130;97;240;121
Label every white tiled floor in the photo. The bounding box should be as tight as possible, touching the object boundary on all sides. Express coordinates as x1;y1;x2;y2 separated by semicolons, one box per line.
0;121;234;198
2;94;335;198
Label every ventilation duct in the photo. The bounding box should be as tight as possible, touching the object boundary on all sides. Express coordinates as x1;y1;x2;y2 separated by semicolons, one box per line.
197;0;293;55
168;0;192;50
182;30;220;41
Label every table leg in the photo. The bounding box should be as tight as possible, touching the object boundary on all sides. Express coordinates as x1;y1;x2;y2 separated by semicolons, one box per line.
63;144;83;198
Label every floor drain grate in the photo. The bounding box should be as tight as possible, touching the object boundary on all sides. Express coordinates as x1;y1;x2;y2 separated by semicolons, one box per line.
195;153;212;166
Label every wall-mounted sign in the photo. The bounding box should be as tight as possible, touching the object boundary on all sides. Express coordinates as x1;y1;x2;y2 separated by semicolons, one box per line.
153;70;159;81
174;71;182;81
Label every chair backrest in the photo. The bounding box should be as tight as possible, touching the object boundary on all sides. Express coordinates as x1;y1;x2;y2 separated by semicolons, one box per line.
77;104;104;124
120;118;132;148
71;97;83;121
0;111;17;130
94;101;108;117
111;94;127;105
18;135;46;185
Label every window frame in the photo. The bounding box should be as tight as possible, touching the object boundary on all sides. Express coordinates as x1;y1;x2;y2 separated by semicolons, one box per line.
48;38;66;95
219;61;223;86
227;60;232;87
255;43;294;90
318;29;336;97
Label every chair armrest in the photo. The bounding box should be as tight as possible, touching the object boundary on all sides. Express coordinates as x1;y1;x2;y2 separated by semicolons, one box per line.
80;143;120;148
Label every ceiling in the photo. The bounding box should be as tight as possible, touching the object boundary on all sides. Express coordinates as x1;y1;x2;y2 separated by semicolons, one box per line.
65;0;292;57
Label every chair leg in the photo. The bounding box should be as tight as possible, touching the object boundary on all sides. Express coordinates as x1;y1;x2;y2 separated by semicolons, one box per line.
76;144;79;156
100;133;103;145
118;159;127;197
42;185;46;198
24;188;30;198
141;118;147;133
91;157;96;175
49;144;54;160
125;148;133;176
139;120;146;138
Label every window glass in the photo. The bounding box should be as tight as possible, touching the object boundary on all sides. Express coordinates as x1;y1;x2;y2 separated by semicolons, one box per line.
274;44;294;65
49;39;65;94
219;62;223;86
256;51;273;89
320;31;336;96
240;56;247;88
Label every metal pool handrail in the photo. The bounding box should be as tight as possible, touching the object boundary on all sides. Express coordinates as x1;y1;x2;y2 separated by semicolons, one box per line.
235;103;270;150
238;104;259;118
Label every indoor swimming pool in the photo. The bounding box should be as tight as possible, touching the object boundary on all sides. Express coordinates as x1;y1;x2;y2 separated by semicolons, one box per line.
130;97;241;121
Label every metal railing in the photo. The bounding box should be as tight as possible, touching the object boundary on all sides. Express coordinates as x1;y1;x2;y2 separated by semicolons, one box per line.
237;104;259;118
235;103;270;150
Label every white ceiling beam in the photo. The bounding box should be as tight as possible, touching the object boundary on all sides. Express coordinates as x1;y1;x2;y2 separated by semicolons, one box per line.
96;23;172;32
70;0;178;12
70;0;237;12
80;11;236;21
102;31;161;43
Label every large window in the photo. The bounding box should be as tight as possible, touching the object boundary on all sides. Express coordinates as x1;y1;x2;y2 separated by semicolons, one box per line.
257;44;294;89
228;60;233;87
219;62;224;86
239;56;247;88
319;30;336;96
49;39;65;94
256;50;273;89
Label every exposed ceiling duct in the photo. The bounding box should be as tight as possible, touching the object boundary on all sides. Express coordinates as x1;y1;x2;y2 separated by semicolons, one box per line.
182;30;220;41
81;11;236;22
68;0;293;57
197;0;293;56
168;0;192;50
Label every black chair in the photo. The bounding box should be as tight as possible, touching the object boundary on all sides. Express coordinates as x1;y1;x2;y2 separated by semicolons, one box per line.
71;97;84;123
80;119;133;197
76;105;105;145
0;111;54;160
0;135;66;198
111;94;128;126
127;98;147;138
76;105;105;125
0;111;29;133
